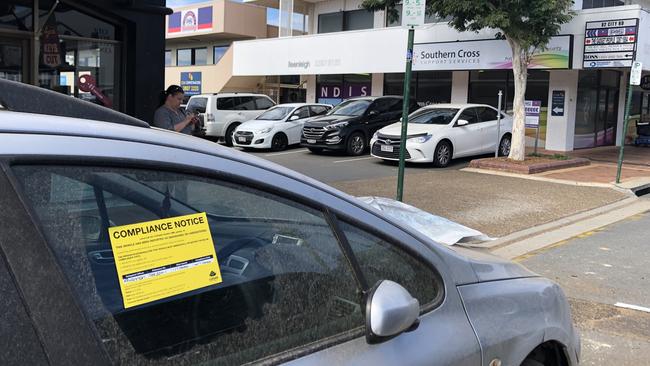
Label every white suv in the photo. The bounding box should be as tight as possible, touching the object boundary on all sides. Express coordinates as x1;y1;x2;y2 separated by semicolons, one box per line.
186;93;275;145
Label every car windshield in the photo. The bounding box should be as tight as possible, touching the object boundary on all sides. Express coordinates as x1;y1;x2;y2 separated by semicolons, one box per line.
256;106;294;120
329;100;372;116
409;108;459;125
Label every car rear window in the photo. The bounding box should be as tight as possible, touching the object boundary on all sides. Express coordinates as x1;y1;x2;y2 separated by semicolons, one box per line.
186;97;207;113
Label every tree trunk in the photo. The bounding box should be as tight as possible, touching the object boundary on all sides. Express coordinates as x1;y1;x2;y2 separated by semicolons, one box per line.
507;37;529;161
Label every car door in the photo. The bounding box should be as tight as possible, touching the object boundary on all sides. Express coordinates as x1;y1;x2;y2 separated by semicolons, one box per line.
285;106;311;144
366;98;400;136
450;107;483;157
476;106;502;153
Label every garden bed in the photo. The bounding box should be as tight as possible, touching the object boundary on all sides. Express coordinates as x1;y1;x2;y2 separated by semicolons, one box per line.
469;155;590;174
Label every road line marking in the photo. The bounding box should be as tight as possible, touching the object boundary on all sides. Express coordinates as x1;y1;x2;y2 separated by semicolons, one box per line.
333;157;376;164
615;302;650;313
264;149;308;157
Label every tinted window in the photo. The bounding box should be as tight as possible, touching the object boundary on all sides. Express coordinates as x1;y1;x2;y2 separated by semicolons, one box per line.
338;220;440;305
310;106;329;116
318;12;343;33
194;48;208;65
343;9;373;31
14;165;364;366
254;96;275;110
177;49;191;66
477;107;499;122
164;50;172;66
216;97;235;110
256;106;293;120
234;97;256;110
458;108;479;124
370;98;401;114
410;108;459;125
186;97;207;114
330;99;371;116
292;106;310;119
213;46;228;64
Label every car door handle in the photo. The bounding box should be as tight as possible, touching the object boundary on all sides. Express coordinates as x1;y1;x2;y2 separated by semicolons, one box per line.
89;250;114;264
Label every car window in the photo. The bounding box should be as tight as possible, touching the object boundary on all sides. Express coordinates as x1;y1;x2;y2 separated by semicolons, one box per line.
310;105;329;116
233;96;256;111
216;97;235;110
458;108;479;124
477;107;499;122
329;99;371;116
370;98;400;114
13;165;364;366
389;99;405;112
292;106;310;119
186;97;207;114
337;220;440;306
256;106;294;121
409;108;459;125
254;96;275;110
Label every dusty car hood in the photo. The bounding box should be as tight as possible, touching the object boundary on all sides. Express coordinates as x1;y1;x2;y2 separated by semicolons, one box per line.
304;115;355;127
378;123;447;138
447;245;538;283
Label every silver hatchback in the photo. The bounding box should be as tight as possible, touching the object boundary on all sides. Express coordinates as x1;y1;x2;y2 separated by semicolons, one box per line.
0;109;579;366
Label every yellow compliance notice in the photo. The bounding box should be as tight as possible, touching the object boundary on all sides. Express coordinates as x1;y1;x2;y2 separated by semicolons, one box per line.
108;212;222;309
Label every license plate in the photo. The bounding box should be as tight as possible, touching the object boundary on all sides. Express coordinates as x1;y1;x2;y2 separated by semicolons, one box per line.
237;136;246;142
307;139;316;144
381;145;394;152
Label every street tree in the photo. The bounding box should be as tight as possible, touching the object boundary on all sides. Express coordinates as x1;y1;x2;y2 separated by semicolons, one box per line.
362;0;574;160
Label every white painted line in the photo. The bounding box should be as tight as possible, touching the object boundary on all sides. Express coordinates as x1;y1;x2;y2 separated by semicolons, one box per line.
602;263;613;267
264;149;308;157
614;302;650;313
333;156;376;164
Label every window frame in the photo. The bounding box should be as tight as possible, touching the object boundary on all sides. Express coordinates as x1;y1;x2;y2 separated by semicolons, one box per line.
5;155;446;363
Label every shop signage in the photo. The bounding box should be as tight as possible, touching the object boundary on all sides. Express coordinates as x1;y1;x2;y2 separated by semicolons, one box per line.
641;75;650;91
180;72;202;95
168;6;213;34
318;83;371;99
402;0;425;27
41;17;61;68
525;100;541;128
412;35;572;71
583;18;638;68
551;91;565;116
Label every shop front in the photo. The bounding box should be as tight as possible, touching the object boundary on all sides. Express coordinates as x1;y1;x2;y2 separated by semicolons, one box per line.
0;1;167;121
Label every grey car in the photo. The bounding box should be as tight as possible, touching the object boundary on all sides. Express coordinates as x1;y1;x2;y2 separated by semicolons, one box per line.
0;109;579;366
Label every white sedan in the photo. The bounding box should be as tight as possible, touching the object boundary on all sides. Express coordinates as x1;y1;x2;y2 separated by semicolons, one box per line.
233;103;331;151
370;104;513;167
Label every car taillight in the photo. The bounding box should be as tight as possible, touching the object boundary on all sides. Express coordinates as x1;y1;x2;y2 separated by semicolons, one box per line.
206;113;215;122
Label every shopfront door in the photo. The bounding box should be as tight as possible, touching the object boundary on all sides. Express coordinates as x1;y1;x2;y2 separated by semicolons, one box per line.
575;70;621;148
0;36;28;83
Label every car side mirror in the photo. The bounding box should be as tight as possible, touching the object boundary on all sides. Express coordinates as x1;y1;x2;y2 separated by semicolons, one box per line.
456;119;469;127
289;115;300;121
365;280;420;344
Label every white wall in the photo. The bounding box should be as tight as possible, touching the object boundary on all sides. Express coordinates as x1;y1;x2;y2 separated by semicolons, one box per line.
545;70;579;151
371;73;384;96
305;75;316;102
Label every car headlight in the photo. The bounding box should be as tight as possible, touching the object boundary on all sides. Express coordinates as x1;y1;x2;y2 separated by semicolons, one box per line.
257;127;273;134
407;134;432;143
372;132;379;140
325;121;348;130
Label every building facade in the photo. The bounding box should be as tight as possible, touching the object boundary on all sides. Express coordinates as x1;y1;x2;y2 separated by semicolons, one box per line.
164;0;307;103
232;0;650;151
0;0;168;121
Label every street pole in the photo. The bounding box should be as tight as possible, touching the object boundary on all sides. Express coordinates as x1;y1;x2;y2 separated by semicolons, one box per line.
396;27;415;202
495;90;503;158
616;61;642;184
616;79;634;184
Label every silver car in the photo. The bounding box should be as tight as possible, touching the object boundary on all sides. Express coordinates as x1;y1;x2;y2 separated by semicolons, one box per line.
0;109;579;366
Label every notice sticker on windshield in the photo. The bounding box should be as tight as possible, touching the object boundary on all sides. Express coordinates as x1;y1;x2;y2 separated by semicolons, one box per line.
108;212;222;309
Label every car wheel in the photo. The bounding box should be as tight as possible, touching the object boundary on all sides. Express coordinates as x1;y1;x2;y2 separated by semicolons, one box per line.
270;133;288;152
224;123;240;147
499;134;512;157
433;140;452;168
346;132;366;156
308;147;323;154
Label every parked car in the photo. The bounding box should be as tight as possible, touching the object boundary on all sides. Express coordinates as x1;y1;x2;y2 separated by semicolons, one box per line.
233;103;331;151
186;93;276;146
371;104;513;167
301;96;420;156
0;108;579;366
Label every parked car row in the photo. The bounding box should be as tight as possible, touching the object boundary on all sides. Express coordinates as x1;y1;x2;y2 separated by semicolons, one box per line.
187;94;514;167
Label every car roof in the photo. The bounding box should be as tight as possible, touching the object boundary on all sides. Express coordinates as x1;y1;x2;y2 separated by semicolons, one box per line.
271;103;331;108
346;96;403;101
418;103;494;110
189;93;269;98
